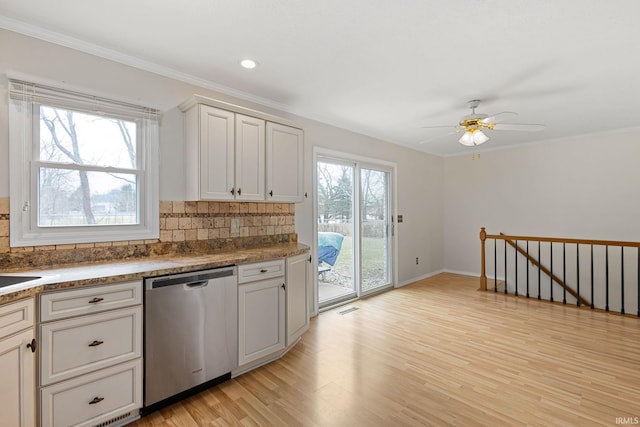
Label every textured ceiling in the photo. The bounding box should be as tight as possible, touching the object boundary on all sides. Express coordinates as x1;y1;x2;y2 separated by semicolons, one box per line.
1;0;639;156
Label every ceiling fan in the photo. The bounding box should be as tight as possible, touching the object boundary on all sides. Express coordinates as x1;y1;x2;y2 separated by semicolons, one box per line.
421;100;545;146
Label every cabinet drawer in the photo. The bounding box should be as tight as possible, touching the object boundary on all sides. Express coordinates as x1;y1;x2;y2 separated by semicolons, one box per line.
40;306;142;386
0;298;34;340
238;259;285;284
41;359;142;427
40;281;142;322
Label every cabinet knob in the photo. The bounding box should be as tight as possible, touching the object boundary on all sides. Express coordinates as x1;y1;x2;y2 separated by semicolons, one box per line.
269;190;273;197
26;339;37;353
260;269;268;273
281;283;286;290
89;397;104;405
88;297;104;304
230;188;235;196
237;188;242;196
88;340;104;347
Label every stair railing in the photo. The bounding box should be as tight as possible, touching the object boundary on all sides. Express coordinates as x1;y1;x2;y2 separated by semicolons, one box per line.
479;227;640;316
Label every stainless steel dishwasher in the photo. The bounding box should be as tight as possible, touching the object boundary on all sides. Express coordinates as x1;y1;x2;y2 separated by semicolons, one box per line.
143;266;237;413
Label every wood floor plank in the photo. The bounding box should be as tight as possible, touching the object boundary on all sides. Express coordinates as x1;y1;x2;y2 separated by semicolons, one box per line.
130;273;640;426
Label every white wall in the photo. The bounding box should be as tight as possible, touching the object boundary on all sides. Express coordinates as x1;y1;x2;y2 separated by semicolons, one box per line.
443;129;640;276
0;29;443;285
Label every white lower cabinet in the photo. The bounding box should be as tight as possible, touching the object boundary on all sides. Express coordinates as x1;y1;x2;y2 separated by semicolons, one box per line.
40;359;142;427
39;281;143;427
286;253;310;346
0;298;36;427
236;254;310;372
40;306;142;386
238;276;286;366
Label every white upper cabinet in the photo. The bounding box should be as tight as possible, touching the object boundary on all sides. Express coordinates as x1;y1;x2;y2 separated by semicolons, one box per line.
266;122;304;203
181;96;304;202
185;105;235;200
235;114;265;201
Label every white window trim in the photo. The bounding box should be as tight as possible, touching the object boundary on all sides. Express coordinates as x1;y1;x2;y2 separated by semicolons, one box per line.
8;79;159;247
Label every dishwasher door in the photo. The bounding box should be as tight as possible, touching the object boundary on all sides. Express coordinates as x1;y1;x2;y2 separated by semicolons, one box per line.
144;266;238;409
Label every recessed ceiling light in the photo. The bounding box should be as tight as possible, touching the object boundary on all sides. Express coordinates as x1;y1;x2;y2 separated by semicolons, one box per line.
240;59;257;69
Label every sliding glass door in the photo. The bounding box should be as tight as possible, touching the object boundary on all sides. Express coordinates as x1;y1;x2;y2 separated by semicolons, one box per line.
317;160;357;305
360;167;391;295
317;155;394;309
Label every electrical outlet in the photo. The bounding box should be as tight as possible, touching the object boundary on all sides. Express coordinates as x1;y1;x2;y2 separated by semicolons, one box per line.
231;218;240;234
416;257;419;265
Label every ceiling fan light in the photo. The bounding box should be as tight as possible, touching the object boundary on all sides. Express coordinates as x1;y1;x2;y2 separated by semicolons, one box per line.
458;131;475;146
473;129;489;145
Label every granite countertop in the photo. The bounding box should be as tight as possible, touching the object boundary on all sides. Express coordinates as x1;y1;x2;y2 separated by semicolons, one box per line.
0;243;310;305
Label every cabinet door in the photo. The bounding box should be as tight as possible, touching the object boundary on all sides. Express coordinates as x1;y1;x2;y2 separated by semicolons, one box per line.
0;328;36;427
238;278;285;366
286;253;310;346
266;122;304;202
235;114;265;201
199;105;235;200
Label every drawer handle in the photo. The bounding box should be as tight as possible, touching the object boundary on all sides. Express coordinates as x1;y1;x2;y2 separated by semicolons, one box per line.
260;269;268;273
88;297;104;304
89;397;104;405
88;340;104;347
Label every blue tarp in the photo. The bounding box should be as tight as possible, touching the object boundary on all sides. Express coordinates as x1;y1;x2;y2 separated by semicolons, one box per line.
318;232;344;266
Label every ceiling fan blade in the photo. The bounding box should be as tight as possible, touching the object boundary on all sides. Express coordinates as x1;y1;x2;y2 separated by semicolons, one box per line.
481;111;518;124
421;125;457;129
492;123;545;131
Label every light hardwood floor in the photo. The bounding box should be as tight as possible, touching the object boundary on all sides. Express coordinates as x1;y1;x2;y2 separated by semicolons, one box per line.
130;273;640;426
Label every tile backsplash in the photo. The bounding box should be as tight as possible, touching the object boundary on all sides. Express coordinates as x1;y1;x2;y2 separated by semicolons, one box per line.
0;198;296;269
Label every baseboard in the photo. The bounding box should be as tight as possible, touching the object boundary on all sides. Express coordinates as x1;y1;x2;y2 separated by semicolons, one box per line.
442;269;480;277
396;269;444;288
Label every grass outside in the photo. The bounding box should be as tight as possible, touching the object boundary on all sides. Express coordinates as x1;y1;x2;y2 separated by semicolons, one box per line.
322;235;389;292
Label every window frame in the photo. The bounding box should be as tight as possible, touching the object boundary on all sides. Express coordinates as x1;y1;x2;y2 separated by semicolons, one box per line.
8;79;159;247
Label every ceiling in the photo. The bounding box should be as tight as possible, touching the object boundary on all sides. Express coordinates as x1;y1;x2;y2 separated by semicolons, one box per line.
1;0;639;156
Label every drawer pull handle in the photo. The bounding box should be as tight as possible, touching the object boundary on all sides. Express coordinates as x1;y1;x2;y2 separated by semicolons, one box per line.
89;397;104;405
26;339;37;353
260;269;268;273
88;297;104;304
88;340;104;347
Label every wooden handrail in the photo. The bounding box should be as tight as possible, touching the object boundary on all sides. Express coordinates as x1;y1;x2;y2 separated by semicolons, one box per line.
500;233;590;307
484;233;640;248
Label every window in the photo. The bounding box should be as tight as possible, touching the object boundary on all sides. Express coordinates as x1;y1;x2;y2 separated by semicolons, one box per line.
8;79;159;247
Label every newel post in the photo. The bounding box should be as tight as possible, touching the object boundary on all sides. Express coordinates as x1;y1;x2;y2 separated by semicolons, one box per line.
480;227;487;291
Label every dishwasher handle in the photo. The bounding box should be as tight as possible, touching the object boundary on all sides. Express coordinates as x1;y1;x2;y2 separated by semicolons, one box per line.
185;280;208;288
